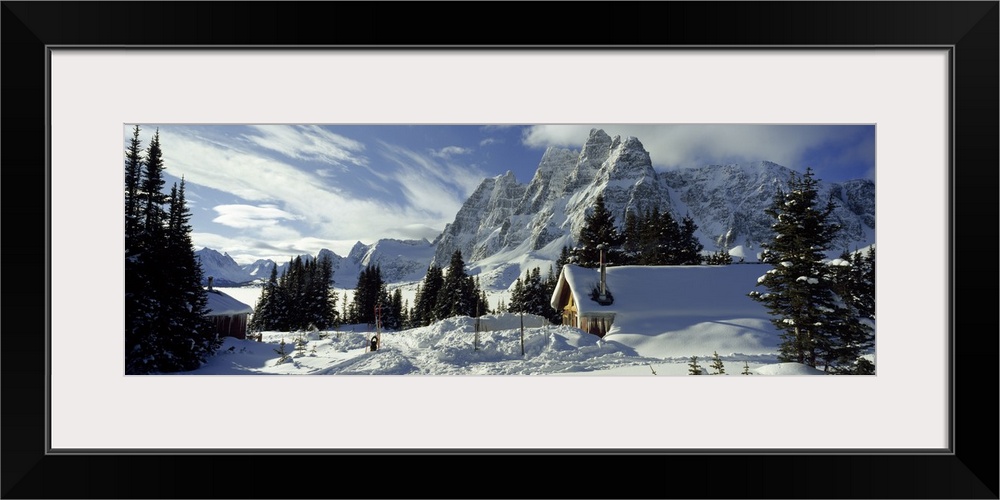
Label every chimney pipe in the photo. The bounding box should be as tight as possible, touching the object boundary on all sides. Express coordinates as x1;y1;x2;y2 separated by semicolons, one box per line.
208;276;214;291
599;247;607;300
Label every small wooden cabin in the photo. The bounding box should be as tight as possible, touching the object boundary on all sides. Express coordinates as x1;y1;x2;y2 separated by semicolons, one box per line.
204;277;253;340
550;264;616;337
550;263;775;339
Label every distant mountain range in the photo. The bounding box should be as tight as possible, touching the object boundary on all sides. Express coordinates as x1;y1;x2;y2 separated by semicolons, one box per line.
195;238;435;288
198;128;875;291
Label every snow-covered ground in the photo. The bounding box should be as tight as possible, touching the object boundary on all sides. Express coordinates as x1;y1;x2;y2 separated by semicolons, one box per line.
184;266;872;376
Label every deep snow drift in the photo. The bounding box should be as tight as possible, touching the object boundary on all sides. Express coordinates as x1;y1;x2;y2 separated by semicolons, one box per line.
183;262;872;376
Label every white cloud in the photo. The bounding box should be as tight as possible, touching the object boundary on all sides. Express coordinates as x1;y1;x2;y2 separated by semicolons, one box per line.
479;137;499;147
212;204;301;229
243;125;368;168
430;145;472;159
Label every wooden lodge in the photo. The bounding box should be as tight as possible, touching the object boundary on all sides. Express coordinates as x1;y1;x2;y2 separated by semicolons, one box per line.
204;277;253;340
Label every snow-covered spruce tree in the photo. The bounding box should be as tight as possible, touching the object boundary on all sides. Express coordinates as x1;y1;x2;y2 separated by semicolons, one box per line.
748;168;844;368
125;130;220;374
571;194;622;268
705;248;733;265
413;264;443;326
249;264;280;333
688;355;703;375
710;351;726;375
556;245;572;277
677;214;704;265
434;250;477;319
162;179;219;369
825;250;876;373
620;209;642;265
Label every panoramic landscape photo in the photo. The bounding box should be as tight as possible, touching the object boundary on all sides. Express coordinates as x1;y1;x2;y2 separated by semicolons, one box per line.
124;124;875;376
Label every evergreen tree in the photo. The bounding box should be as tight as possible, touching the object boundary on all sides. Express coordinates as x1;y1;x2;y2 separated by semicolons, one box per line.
705;248;733;265
351;264;386;325
162;179;219;368
556;245;572;278
688;355;703;375
621;210;642;265
709;350;726;375
125;129;221;374
385;288;404;330
249;264;280;333
435;250;476;319
414;264;444;326
677;214;704;264
124;125;144;248
825;249;876;372
742;361;752;375
749;168;845;368
571;194;622;268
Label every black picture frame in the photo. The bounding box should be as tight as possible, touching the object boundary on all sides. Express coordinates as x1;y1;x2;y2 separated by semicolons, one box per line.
3;2;997;498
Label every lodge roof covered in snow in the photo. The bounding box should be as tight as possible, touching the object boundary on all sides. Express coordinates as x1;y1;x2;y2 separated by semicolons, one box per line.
551;264;774;335
204;289;253;316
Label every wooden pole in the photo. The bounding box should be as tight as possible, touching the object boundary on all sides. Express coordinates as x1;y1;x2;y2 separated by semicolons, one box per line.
520;311;524;356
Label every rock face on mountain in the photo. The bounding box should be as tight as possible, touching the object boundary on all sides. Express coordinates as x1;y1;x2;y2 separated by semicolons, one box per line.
195;248;254;286
433;128;875;269
344;238;436;285
203;128;875;289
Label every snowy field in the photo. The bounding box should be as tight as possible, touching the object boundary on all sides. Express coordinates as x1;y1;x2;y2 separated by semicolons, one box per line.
183;274;866;376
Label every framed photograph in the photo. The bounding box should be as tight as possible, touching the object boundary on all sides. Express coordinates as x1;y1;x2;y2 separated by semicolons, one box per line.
5;2;997;498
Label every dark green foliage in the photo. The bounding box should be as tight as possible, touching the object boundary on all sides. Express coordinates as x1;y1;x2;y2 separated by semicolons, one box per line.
688;355;703;375
556;245;572;279
617;207;704;266
705;248;733;265
508;266;560;323
249;253;339;333
124;125;144;248
749;168;874;372
434;250;480;319
742;361;752;375
570;194;622;268
710;351;726;375
125;130;221;374
351;264;387;326
677;214;704;264
413;264;444;326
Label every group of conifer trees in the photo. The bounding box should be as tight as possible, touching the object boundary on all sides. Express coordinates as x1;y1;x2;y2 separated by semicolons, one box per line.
125;126;220;374
565;194;706;268
749;168;876;374
409;250;490;327
248;256;339;333
502;266;561;324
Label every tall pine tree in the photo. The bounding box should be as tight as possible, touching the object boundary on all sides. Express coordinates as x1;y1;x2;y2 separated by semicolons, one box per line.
571;194;621;268
125;128;221;374
749;168;846;368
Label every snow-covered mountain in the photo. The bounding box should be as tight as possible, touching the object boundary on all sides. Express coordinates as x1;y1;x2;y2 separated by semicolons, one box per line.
201;129;874;291
432;128;875;286
197;238;436;288
195;248;255;286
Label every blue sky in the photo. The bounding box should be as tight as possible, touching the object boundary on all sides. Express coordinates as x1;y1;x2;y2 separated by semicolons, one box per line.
126;124;875;264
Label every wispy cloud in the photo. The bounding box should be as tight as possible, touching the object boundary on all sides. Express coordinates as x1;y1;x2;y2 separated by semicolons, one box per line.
212;204;301;229
479;137;499;147
243;125;368;168
154;126;488;260
430;145;473;159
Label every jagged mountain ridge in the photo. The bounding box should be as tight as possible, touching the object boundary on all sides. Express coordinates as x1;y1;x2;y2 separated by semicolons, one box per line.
201;128;874;291
433;128;875;281
195;238;435;288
